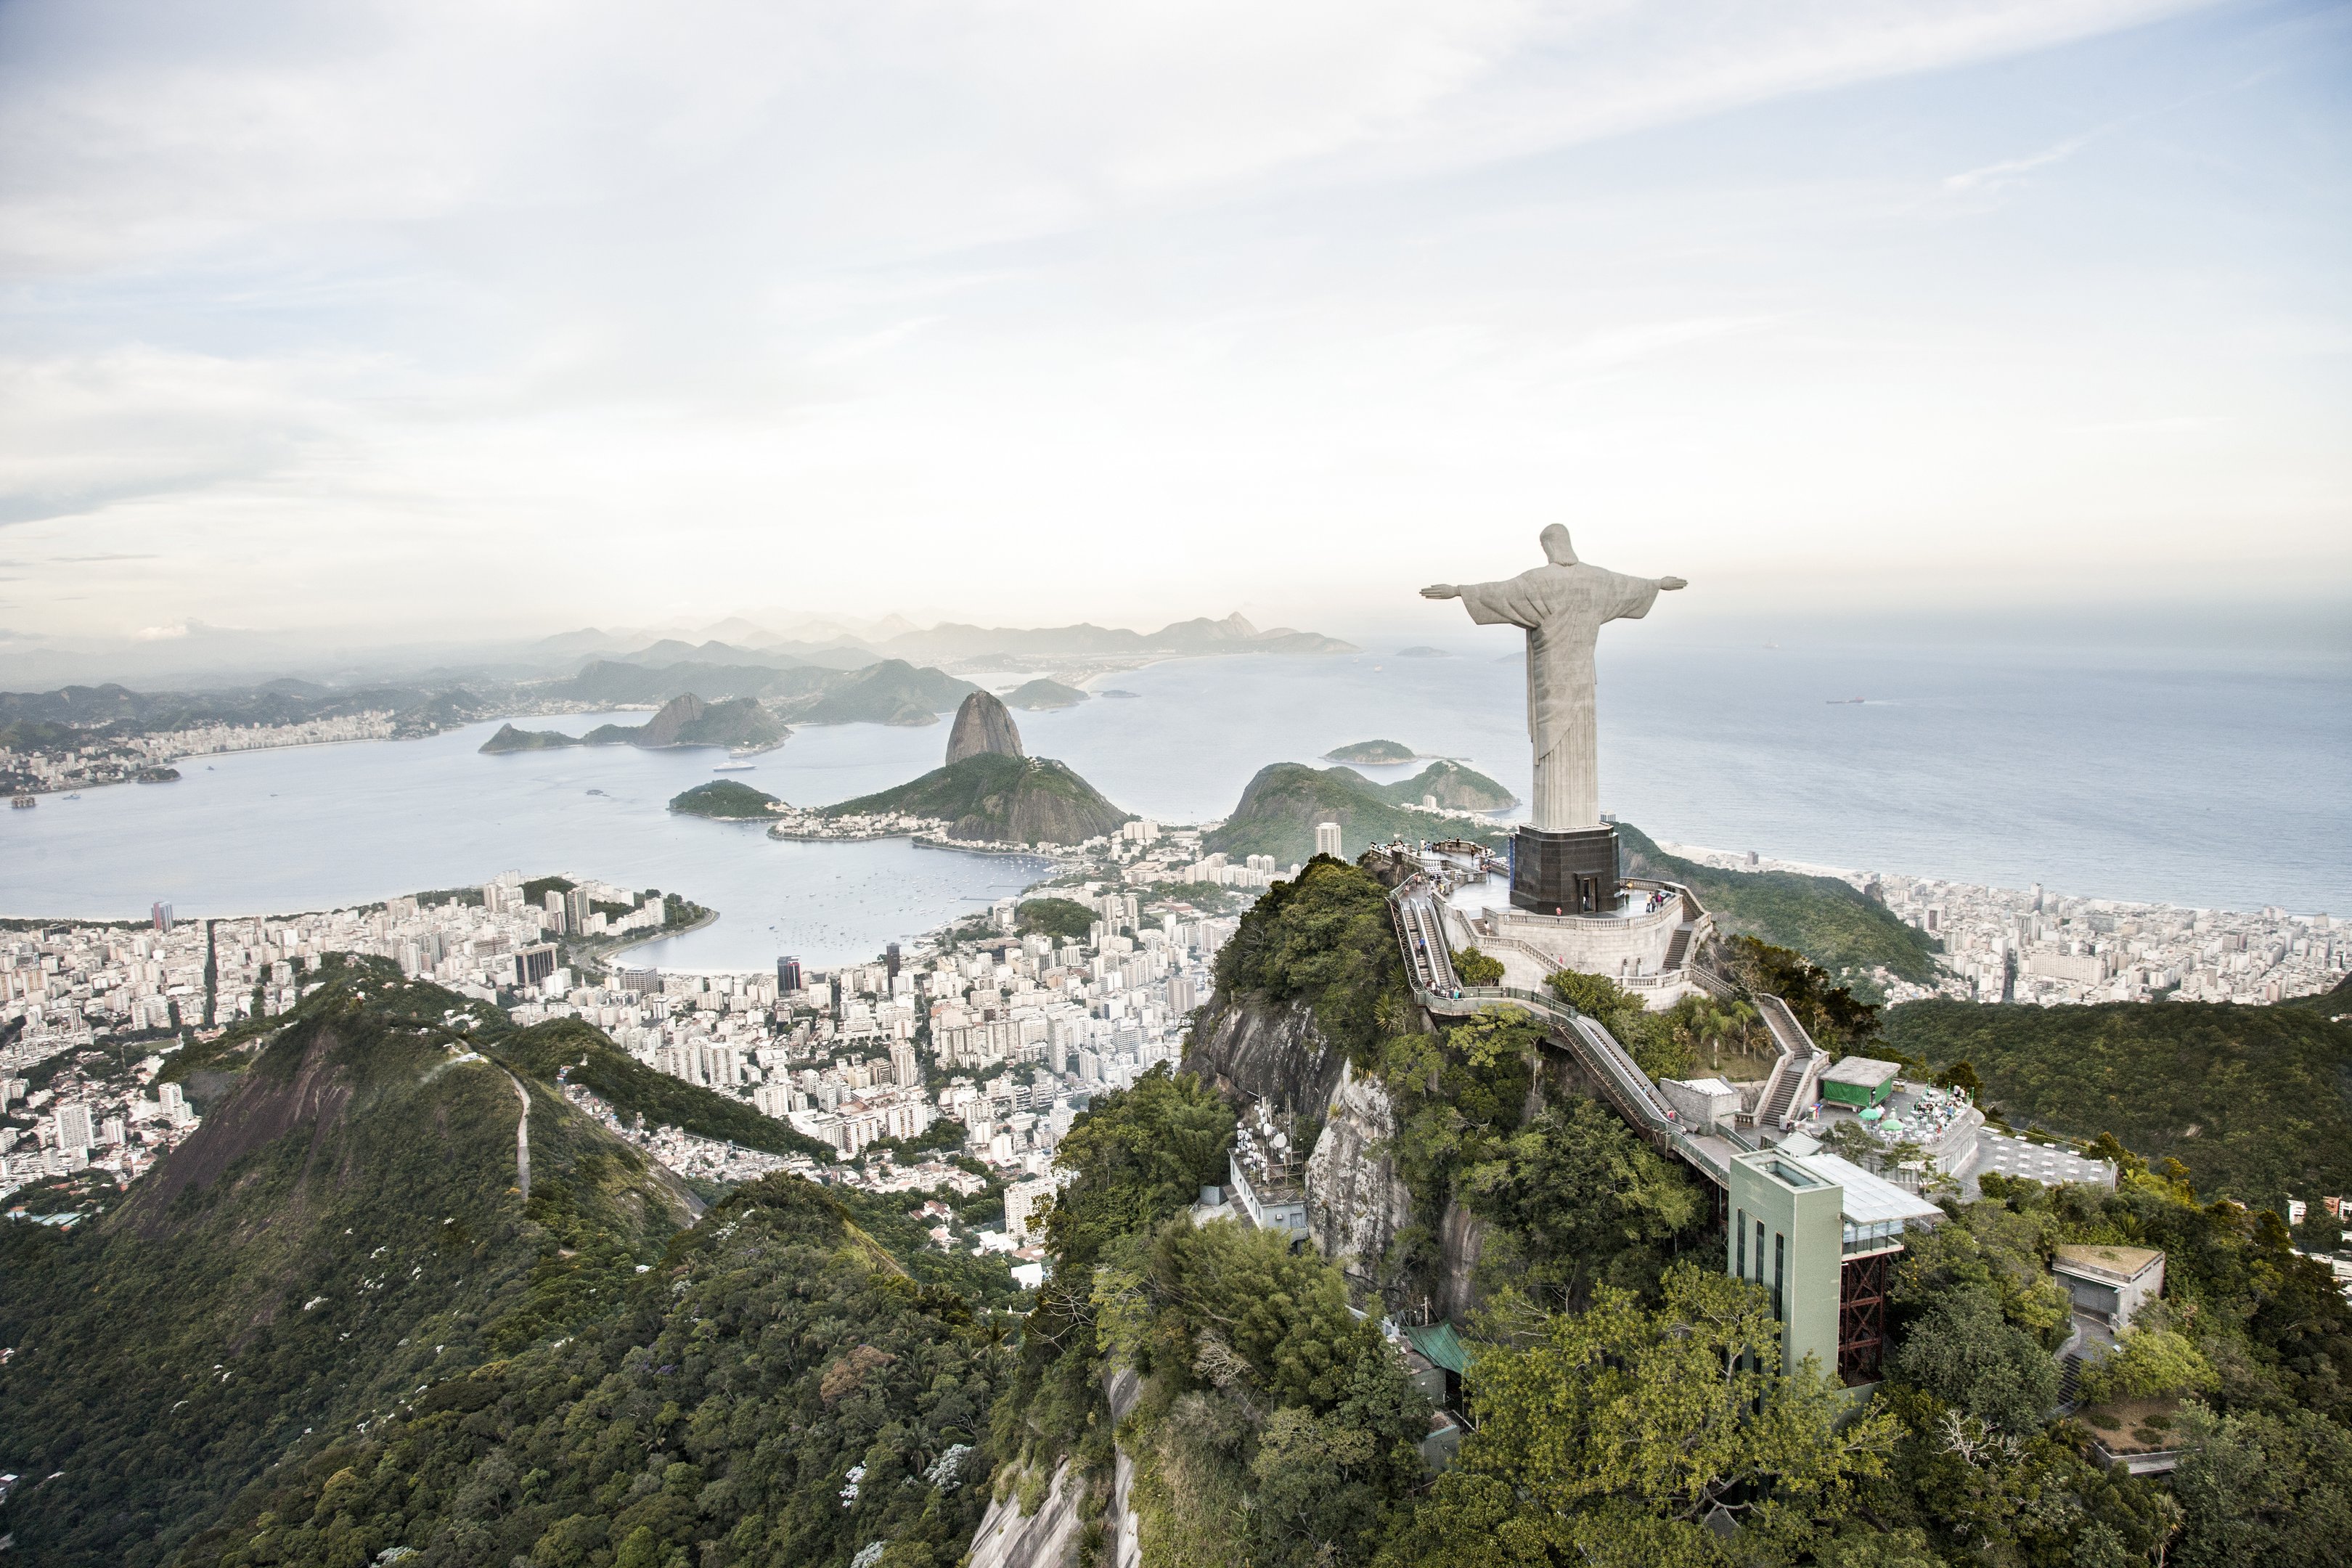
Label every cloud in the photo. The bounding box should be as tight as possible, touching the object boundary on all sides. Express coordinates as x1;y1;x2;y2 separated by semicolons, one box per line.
0;0;2213;277
1944;133;2097;191
1;0;2337;644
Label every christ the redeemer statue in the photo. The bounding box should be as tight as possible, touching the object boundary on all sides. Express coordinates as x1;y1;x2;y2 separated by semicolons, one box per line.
1424;525;1685;836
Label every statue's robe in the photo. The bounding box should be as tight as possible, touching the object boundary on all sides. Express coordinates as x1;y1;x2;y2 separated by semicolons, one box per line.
1455;563;1660;832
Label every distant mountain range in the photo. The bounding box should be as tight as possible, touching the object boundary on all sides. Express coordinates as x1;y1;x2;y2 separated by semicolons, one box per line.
546;611;1355;677
874;612;1355;663
0;679;496;749
543;658;976;726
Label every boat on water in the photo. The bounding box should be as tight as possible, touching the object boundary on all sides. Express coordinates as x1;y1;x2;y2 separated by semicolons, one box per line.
63;792;81;800
713;762;756;772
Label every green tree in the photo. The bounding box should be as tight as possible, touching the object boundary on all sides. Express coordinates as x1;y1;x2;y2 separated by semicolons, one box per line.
1151;1218;1386;1408
1017;897;1098;942
1889;1291;2058;1435
1464;1099;1702;1308
1045;1066;1235;1277
1452;946;1504;987
1212;857;1405;1063
1544;968;1640;1021
1543;969;1694;1079
1371;1008;1540;1270
2171;1402;2352;1568
1123;1220;1430;1568
1383;1264;1894;1567
2078;1326;2219;1406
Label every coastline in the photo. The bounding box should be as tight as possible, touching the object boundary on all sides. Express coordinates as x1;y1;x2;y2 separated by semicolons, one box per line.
592;905;719;965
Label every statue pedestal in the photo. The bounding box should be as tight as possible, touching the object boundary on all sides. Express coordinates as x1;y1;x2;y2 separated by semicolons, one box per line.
1509;824;1620;915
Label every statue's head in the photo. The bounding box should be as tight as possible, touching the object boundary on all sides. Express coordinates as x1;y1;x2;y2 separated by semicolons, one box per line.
1540;524;1578;566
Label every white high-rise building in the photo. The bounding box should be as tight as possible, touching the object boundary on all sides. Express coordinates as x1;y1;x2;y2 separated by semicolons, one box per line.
55;1101;94;1151
1003;1173;1066;1246
1314;822;1343;859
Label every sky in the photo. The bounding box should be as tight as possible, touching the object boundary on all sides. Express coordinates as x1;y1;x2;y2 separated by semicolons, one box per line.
1;0;2346;661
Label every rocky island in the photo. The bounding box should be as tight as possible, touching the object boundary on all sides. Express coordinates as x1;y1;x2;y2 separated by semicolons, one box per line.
998;677;1089;710
667;779;784;819
1323;738;1420;764
479;693;788;754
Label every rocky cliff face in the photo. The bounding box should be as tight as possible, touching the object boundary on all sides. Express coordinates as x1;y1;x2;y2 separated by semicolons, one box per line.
1184;992;1348;1116
1434;1196;1489;1323
1302;1059;1413;1283
945;689;1026;764
965;1463;1083;1568
1191;989;1501;1323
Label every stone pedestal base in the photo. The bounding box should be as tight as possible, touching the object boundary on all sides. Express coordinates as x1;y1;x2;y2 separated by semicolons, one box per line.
1509;825;1620;915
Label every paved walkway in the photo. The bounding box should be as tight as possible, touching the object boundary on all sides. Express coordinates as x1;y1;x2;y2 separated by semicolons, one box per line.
502;1069;531;1201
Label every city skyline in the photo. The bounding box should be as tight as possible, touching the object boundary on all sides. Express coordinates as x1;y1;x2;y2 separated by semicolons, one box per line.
2;0;2346;648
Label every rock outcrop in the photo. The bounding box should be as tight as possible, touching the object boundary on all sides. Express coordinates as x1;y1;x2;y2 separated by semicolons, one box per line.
1434;1196;1490;1323
1184;994;1347;1117
945;689;1025;764
1302;1059;1413;1283
965;1462;1084;1568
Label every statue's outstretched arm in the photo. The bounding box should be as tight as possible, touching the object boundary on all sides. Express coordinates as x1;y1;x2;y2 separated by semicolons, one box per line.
1658;576;1687;590
1421;584;1459;600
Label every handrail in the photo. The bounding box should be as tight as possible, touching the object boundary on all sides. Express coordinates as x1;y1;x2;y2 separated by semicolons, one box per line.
1389;871;1733;1189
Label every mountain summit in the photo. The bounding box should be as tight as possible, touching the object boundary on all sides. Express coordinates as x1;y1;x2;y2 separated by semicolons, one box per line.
944;689;1025;764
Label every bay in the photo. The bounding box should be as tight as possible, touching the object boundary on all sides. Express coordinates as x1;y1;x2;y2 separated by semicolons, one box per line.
3;638;2345;966
1010;639;2349;914
0;714;1050;971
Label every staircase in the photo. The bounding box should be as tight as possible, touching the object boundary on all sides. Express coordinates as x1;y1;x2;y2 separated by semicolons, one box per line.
1758;1060;1805;1126
2058;1352;2085;1407
1751;995;1824;1130
1663;923;1694;971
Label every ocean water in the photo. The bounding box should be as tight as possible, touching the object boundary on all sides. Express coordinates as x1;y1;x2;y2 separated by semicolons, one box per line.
0;714;1050;969
1011;639;2349;914
3;640;2345;968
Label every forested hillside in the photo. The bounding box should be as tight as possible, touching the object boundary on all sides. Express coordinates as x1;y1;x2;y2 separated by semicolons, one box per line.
9;869;2349;1567
490;1016;838;1161
1617;821;1941;985
1883;997;2352;1209
0;960;695;1565
1204;764;1507;866
823;752;1129;844
1149;859;2352;1565
176;1179;1012;1568
0;965;1018;1568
